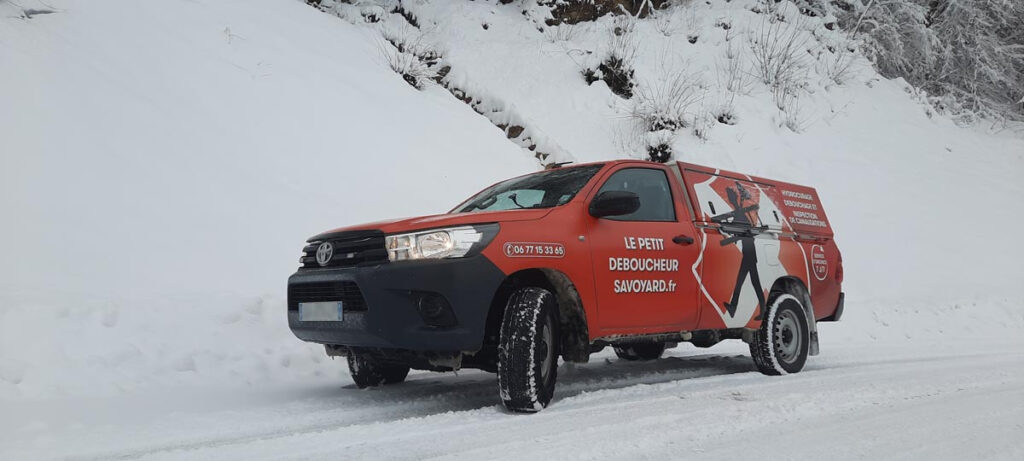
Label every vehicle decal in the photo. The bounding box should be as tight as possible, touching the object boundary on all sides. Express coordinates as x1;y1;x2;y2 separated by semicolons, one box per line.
502;242;565;258
743;174;811;296
811;244;828;281
610;236;679;294
690;170;803;328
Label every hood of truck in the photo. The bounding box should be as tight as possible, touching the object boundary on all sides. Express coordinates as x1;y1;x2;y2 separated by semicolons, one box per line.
311;208;553;239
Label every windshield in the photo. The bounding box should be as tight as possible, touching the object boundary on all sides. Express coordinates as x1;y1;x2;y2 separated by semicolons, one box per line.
453;164;605;213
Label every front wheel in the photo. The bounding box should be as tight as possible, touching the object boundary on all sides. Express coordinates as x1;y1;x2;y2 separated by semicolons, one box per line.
347;352;410;388
750;293;810;375
497;287;559;412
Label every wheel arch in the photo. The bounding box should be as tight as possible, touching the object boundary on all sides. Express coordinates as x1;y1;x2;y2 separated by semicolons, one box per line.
485;268;591;363
769;276;819;356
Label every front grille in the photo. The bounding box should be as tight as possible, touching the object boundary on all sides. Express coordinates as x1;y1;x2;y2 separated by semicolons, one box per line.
288;281;368;312
300;229;387;269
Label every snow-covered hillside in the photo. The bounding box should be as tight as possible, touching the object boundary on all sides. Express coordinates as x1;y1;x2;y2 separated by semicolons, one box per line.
0;0;538;400
2;0;1023;459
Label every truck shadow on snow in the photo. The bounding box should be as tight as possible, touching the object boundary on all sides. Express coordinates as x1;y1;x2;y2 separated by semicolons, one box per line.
325;352;757;418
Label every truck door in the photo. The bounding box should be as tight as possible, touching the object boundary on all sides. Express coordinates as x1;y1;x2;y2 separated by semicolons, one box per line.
586;165;701;332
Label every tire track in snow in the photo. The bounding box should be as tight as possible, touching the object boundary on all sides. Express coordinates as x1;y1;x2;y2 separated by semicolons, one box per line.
46;346;1023;461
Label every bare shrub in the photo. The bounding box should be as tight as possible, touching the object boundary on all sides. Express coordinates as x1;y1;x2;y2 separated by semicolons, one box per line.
611;123;648;160
716;43;753;98
692;111;715;141
543;22;579;42
748;9;812;88
818;43;858;85
652;5;681;37
630;70;704;132
774;84;808;133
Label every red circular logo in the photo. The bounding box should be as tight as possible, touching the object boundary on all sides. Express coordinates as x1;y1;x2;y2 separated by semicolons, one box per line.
811;245;828;281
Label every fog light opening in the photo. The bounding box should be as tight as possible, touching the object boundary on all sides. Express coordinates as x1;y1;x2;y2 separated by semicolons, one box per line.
416;293;458;328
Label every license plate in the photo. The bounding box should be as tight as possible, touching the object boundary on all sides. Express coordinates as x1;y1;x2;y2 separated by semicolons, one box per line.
299;301;343;321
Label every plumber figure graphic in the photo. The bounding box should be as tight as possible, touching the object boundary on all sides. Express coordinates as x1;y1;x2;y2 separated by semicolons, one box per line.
713;182;767;320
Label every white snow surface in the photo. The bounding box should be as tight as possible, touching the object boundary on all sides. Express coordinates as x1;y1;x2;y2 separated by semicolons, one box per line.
2;0;1023;459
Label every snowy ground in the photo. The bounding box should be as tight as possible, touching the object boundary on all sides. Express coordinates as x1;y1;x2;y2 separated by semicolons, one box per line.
2;0;1024;459
4;336;1023;460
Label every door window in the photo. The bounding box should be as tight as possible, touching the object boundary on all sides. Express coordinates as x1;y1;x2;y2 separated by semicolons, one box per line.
595;168;676;222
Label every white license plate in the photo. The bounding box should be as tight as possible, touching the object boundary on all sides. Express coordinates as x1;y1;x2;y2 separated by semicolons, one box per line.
299;301;343;321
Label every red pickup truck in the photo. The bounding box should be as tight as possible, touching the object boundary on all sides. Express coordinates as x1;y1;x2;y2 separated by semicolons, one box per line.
288;160;844;412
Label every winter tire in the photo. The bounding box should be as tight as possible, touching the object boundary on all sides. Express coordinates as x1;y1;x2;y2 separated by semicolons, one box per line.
497;287;559;412
750;293;810;375
613;342;666;361
347;352;410;388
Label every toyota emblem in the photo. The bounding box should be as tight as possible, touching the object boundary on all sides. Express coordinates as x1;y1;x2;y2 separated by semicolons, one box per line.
316;242;334;266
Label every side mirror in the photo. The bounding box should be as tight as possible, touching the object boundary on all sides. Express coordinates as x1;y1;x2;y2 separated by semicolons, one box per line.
589;191;640;218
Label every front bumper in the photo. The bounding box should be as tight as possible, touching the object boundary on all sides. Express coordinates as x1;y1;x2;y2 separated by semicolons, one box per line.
287;255;507;352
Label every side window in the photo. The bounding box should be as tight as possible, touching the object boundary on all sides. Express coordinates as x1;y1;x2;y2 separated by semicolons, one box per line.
596;168;676;222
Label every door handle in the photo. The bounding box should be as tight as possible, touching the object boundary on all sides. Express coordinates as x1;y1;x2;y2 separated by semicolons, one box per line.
672;235;695;245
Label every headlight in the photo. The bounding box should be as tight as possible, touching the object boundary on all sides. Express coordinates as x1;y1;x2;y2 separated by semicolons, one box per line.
385;225;498;261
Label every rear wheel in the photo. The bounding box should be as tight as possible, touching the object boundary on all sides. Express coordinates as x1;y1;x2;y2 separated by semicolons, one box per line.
347;352;410;388
613;342;666;361
750;294;809;375
497;287;559;412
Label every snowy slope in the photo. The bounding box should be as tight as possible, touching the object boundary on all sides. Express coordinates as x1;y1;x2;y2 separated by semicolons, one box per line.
2;0;1024;459
0;0;537;400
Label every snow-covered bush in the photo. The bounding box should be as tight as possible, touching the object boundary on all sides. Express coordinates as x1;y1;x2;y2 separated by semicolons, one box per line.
919;0;1024;120
714;105;738;125
377;20;444;89
644;129;674;162
540;0;671;25
378;38;436;89
843;0;935;86
629;69;705;161
584;15;639;98
838;0;1024;121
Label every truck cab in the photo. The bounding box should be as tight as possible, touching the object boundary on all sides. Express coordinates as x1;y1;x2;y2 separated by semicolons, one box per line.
287;160;844;412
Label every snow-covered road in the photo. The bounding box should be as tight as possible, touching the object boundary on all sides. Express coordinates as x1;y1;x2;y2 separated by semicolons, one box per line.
6;337;1022;460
